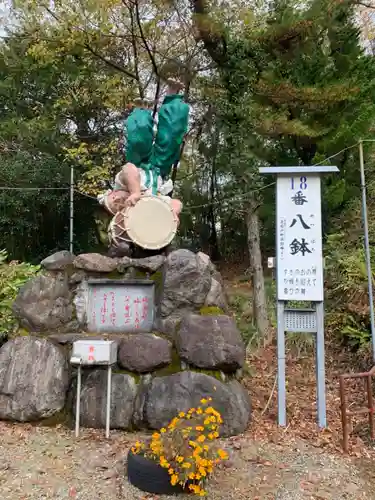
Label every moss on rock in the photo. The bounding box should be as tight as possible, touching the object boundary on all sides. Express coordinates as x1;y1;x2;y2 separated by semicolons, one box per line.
14;327;30;337
38;407;73;428
153;348;181;377
199;306;225;316
185;366;223;381
106;270;125;280
112;367;141;383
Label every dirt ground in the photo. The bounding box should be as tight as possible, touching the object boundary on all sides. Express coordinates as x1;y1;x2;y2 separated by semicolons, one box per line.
0;419;374;500
2;342;375;500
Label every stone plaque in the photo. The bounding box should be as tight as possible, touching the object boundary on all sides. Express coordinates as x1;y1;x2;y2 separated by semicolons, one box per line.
87;279;155;333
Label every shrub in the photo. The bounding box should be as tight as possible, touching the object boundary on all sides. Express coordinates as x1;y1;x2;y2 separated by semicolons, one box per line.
131;398;229;496
325;233;371;348
0;250;40;335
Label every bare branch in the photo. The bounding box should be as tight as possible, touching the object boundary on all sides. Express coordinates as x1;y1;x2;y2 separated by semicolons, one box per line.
83;42;137;79
355;0;375;8
132;0;159;78
41;2;138;80
128;1;144;97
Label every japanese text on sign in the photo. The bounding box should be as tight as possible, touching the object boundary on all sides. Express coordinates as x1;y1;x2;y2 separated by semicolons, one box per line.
276;175;323;301
87;282;154;333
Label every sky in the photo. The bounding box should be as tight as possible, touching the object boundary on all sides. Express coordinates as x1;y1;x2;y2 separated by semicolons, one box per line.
0;1;11;37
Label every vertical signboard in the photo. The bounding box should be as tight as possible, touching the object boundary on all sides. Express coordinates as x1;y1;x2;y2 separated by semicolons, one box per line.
277;174;323;302
260;165;339;430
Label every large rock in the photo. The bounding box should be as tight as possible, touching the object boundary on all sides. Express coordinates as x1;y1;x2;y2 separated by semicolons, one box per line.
12;274;73;331
160;249;212;317
204;278;228;310
0;337;69;421
154;313;182;340
73;253;118;273
118;334;172;373
176;314;245;372
132;374;152;429
117;255;166;274
41;251;75;271
74;370;137;430
145;371;251;437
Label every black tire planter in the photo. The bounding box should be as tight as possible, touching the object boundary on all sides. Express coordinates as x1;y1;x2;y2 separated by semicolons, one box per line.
127;450;185;495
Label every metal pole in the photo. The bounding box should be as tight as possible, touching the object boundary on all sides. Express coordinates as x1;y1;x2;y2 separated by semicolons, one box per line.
105;365;112;439
359;140;375;362
75;364;81;438
277;301;286;426
315;301;327;428
69;164;74;254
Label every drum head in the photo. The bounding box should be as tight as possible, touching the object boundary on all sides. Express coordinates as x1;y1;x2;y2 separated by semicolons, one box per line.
124;195;177;250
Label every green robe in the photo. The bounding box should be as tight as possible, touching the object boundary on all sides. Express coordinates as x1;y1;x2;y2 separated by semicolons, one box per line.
123;94;189;194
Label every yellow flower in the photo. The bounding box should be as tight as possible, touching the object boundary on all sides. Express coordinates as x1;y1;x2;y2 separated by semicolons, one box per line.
199;466;207;476
188;472;195;480
182;462;192;469
197;435;206;443
152;432;160;440
200;398;208;404
168;468;174;475
199;490;206;497
188;408;196;414
207;433;214;440
203;445;209;451
178;412;185;418
168;417;179;428
217;449;229;460
176;456;184;463
196;426;204;431
160;427;167;433
193;445;203;456
171;474;179;486
159;456;170;468
189;484;198;492
207;397;212;402
197;408;203;415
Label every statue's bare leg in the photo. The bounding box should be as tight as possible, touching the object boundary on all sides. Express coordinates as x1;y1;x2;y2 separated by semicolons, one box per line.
165;78;184;95
171;199;182;225
117;162;142;206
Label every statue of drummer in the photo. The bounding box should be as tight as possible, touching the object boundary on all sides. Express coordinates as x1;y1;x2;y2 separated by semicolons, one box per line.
97;79;189;256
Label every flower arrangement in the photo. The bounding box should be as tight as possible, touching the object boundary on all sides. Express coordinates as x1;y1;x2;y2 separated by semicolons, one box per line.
131;398;229;496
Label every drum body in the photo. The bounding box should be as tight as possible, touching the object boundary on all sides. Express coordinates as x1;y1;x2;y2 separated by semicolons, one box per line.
109;195;177;250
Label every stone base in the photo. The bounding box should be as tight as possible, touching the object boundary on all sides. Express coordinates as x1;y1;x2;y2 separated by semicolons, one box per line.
12;249;228;339
3;249;250;436
0;326;251;436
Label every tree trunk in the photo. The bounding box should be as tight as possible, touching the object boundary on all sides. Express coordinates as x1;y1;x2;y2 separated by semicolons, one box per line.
246;199;270;346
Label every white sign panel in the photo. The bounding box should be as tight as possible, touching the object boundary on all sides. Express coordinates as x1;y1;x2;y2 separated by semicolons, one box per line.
276;174;323;301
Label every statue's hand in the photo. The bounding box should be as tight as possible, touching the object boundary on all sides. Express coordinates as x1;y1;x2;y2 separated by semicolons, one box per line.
126;193;141;207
